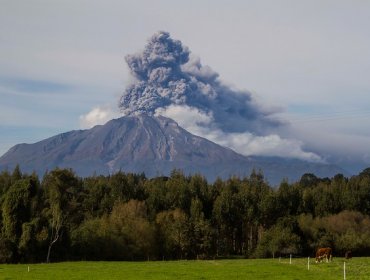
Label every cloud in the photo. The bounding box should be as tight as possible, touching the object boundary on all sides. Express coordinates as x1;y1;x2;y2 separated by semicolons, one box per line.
157;105;322;162
155;104;213;135
79;105;119;129
285;119;370;171
0;77;72;93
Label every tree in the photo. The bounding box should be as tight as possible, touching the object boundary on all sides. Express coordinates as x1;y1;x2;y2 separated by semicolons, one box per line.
166;170;191;213
276;181;301;216
109;200;155;260
240;173;274;256
109;172;146;203
2;179;35;242
71;217;106;260
0;173;41;263
255;222;301;258
18;218;48;262
189;198;213;258
0;170;12;198
42;168;81;263
82;176;111;218
299;173;319;188
156;208;190;259
144;176;169;219
213;177;243;255
11;164;22;184
0;238;16;263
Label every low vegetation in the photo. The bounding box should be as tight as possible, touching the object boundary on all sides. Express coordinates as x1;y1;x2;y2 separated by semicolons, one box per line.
0;258;369;280
0;166;370;263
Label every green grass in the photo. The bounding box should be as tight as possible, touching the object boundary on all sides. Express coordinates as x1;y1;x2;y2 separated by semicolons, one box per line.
0;257;369;280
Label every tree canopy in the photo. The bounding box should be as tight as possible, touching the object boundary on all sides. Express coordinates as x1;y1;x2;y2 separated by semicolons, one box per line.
0;166;369;263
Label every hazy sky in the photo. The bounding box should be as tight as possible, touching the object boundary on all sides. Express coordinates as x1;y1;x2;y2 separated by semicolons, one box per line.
1;0;370;173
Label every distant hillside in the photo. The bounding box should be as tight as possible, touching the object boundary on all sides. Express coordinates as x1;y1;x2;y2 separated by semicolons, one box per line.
0;114;346;185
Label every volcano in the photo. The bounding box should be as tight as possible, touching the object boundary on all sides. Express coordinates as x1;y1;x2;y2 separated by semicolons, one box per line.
0;114;345;184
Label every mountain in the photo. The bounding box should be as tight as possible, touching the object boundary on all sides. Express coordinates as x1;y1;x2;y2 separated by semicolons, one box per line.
0;114;346;185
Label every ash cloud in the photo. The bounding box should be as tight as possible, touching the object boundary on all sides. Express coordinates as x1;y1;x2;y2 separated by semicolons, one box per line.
119;31;279;134
119;31;322;162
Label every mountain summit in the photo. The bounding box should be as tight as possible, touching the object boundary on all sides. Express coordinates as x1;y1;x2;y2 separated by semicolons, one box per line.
0;114;345;184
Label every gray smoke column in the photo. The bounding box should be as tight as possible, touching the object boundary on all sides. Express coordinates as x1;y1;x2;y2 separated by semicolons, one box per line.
119;31;280;134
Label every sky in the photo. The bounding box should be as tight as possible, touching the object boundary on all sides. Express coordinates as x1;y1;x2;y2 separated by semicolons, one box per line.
1;0;370;174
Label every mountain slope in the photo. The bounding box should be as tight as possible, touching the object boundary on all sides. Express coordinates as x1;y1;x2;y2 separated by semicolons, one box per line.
0;114;346;184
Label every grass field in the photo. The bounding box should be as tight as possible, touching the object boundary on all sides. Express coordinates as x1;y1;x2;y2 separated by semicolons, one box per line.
0;257;369;280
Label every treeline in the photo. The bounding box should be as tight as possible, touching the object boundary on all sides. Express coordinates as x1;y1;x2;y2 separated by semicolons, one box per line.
1;166;370;263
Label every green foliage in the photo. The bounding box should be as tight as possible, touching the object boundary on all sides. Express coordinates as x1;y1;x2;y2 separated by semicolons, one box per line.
2;179;36;242
298;211;370;254
18;218;48;262
42;169;83;262
73;216;134;260
71;200;155;260
255;217;301;258
0;166;370;263
0;238;16;263
109;200;155;259
189;198;214;258
156;208;190;259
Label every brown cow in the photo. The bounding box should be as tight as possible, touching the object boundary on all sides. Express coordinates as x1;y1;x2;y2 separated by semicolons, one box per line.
315;247;332;263
345;251;352;259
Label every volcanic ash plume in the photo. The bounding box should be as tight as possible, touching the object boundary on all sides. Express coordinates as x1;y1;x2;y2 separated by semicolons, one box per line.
119;31;321;162
119;31;278;134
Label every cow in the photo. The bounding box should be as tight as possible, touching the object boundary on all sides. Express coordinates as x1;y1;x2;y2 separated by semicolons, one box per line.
315;247;332;263
345;251;352;259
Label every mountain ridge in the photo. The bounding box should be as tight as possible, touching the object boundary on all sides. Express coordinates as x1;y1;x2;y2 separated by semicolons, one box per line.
0;114;347;185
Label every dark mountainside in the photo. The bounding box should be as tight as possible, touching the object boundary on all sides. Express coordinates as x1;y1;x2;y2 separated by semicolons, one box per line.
0;114;345;185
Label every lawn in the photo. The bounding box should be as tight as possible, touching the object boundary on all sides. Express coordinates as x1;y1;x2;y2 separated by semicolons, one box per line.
0;257;368;280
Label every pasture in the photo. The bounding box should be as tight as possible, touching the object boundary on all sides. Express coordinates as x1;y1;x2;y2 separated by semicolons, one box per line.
0;257;369;280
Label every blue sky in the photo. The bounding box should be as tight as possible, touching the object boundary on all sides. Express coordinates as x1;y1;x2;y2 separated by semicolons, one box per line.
1;0;370;173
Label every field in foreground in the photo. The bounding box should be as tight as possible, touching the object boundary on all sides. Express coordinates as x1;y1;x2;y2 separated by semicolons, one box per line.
0;258;369;280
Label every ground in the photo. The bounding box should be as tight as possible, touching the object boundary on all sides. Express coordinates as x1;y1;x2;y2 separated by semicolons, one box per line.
0;257;367;280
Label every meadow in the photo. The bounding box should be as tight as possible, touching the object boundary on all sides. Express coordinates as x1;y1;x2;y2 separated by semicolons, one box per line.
0;257;369;280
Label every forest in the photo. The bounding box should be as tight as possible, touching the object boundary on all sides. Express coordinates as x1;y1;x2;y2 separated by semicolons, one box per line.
1;166;370;263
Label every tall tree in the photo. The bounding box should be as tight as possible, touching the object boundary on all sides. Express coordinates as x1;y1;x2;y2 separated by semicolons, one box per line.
156;208;190;259
2;179;36;242
42;168;81;263
189;198;213;258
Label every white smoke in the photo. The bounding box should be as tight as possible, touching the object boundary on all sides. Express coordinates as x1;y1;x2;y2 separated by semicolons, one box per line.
157;105;322;162
79;105;119;129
